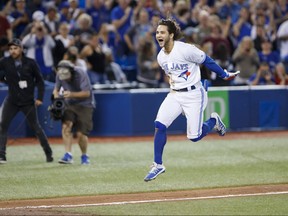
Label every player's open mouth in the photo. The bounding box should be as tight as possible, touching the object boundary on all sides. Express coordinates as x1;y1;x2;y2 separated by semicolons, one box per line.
157;39;164;45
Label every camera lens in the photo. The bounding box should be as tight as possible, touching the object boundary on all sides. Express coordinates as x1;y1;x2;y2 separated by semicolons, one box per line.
55;100;64;108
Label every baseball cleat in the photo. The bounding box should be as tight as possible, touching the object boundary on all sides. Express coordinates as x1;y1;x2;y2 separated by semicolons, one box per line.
211;112;226;136
144;162;166;182
58;152;73;164
81;154;90;165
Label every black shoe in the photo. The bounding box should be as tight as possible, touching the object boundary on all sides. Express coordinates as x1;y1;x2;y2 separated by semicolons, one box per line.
46;156;54;162
0;157;7;164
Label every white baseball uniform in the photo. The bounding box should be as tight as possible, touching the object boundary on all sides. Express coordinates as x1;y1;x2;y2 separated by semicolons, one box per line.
156;41;207;139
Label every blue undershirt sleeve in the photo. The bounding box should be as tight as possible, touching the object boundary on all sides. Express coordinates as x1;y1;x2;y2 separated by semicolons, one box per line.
202;55;227;79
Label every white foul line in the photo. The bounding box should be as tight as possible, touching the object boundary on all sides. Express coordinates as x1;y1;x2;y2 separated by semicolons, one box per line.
1;191;288;211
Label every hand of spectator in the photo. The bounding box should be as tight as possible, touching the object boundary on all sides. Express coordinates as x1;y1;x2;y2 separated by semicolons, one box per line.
125;7;132;17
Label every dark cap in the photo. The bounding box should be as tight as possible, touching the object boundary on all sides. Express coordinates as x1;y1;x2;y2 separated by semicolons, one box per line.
8;38;22;48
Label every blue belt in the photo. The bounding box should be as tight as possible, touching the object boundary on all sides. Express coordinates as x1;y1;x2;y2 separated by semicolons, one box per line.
173;85;196;92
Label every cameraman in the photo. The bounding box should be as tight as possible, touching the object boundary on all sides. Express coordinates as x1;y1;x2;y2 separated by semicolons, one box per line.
53;60;95;165
0;38;53;164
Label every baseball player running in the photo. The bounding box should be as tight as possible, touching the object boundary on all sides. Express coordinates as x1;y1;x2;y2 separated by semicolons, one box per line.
144;18;240;182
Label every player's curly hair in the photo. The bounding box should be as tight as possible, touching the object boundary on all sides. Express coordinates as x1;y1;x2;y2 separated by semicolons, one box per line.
158;18;182;40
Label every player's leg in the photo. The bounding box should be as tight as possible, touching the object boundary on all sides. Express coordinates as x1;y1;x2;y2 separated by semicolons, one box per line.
189;118;216;142
190;112;226;140
0;99;19;163
184;87;225;142
153;121;167;165
182;87;214;142
144;93;182;181
154;92;182;164
23;104;53;162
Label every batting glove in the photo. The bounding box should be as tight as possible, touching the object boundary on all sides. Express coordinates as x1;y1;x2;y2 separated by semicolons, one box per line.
223;69;240;81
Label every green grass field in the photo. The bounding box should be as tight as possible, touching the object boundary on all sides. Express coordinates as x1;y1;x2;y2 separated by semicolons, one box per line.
61;194;288;215
0;134;288;215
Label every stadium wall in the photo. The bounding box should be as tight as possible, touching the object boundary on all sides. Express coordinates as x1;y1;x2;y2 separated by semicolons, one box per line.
1;85;287;138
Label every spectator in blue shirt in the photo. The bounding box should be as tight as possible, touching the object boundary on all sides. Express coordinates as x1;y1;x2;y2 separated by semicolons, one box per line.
248;61;275;85
10;0;30;38
86;0;111;32
110;0;136;81
59;2;71;23
258;39;286;85
110;0;134;58
232;7;252;47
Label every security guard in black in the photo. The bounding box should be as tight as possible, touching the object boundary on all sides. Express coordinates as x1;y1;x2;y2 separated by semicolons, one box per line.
0;38;53;164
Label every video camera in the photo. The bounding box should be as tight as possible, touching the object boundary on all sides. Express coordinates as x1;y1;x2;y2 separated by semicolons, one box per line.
48;97;66;121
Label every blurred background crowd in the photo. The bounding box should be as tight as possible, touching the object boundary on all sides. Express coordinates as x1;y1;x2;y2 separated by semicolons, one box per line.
0;0;288;88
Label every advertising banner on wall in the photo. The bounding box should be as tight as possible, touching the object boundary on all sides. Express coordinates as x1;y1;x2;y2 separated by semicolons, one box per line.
207;90;229;128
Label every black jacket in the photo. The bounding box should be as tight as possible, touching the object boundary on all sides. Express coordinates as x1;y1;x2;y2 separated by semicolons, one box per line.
0;56;45;106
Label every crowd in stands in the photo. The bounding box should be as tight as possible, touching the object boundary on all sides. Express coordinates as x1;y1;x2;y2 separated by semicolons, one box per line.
0;0;288;88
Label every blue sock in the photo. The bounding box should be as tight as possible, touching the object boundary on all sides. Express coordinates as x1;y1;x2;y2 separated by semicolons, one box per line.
154;121;167;164
191;117;216;142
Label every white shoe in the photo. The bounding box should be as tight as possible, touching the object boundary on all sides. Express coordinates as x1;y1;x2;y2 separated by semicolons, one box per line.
144;162;166;182
211;112;226;136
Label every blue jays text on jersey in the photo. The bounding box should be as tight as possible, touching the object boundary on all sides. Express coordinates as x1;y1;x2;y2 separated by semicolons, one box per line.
162;62;189;72
162;63;191;81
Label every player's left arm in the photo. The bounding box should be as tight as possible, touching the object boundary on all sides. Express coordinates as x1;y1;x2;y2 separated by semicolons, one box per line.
202;55;240;80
